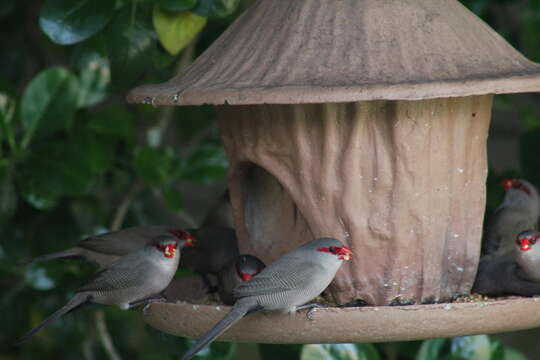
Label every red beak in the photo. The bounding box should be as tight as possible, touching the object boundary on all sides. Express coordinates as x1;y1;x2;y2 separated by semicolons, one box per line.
501;179;514;191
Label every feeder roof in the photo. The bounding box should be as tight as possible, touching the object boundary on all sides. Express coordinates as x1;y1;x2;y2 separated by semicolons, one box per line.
127;0;540;106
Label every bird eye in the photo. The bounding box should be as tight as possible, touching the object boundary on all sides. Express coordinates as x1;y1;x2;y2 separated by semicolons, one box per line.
516;238;522;245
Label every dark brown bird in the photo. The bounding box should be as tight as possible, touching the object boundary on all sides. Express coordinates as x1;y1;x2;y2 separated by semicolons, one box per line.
17;235;187;344
217;255;266;305
25;225;189;269
181;238;352;360
179;227;240;289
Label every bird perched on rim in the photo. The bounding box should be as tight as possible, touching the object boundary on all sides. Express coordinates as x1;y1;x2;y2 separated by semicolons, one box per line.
483;178;539;257
179;227;240;289
181;237;352;360
24;225;190;269
217;254;266;305
17;234;190;344
473;230;540;297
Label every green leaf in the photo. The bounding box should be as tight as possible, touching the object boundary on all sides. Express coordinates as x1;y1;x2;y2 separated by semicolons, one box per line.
105;4;157;88
18;142;94;209
157;0;197;11
39;0;115;45
415;339;447;360
301;344;365;360
20;67;79;148
72;46;110;107
0;91;16;152
153;7;207;55
134;146;178;186
87;104;134;142
503;347;528;360
183;142;228;184
193;0;240;18
72;129;116;175
162;186;183;211
356;344;380;360
449;335;491;360
0;163;17;224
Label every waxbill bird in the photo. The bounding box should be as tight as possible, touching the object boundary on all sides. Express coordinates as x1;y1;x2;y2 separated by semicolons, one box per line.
179;227;240;289
24;225;189;269
483;179;539;257
472;253;540;296
181;238;352;360
514;230;540;283
217;255;266;305
17;235;188;344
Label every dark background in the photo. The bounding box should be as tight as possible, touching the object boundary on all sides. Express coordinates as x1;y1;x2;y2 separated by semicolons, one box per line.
1;0;540;359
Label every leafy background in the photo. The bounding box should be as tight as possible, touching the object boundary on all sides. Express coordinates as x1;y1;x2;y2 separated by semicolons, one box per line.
1;0;540;359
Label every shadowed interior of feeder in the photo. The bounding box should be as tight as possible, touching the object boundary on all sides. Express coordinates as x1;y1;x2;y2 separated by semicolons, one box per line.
239;163;314;265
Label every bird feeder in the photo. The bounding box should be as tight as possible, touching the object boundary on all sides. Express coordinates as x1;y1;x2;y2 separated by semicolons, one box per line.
128;0;540;342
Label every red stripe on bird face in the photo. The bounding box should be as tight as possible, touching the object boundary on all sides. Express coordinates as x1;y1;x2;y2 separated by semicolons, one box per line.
154;243;178;258
317;245;353;260
168;229;195;247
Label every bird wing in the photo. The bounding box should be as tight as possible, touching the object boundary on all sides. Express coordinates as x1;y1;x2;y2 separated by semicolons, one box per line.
77;256;153;293
234;260;323;298
78;226;168;255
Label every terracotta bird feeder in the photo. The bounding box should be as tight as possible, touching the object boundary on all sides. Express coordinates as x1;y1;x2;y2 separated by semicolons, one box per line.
128;0;540;342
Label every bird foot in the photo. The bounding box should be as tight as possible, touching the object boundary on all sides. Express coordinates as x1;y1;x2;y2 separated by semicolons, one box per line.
296;303;323;320
129;296;167;314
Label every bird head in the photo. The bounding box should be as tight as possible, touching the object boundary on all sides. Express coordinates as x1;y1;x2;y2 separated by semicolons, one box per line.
168;229;195;248
317;245;353;261
516;231;540;252
501;178;531;195
235;255;265;281
152;235;179;258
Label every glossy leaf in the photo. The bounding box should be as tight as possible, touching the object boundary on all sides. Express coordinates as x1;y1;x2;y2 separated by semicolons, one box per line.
20;67;79;148
73;47;110;107
105;5;157;88
153;7;207;55
194;0;240;18
157;0;197;11
301;344;373;360
415;339;446;360
39;0;115;45
449;336;491;360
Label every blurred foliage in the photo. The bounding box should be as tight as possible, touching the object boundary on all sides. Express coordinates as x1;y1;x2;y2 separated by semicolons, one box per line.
0;0;539;359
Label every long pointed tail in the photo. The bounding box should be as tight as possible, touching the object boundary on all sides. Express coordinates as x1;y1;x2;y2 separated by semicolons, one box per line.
16;293;90;345
22;248;81;266
182;299;259;360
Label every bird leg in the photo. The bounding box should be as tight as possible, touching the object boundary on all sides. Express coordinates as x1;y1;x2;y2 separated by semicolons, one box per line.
296;303;323;320
128;295;168;314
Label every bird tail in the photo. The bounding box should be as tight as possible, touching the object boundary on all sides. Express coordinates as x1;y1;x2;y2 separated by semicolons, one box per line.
15;293;90;345
22;249;81;266
182;298;260;360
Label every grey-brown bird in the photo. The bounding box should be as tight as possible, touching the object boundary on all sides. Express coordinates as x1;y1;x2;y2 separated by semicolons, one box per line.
473;230;540;297
181;238;352;360
217;255;266;305
483;179;539;257
17;235;187;344
25;225;189;269
201;191;233;228
514;230;540;283
179;227;240;289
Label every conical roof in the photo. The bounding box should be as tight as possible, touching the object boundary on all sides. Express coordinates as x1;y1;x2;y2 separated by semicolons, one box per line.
128;0;540;105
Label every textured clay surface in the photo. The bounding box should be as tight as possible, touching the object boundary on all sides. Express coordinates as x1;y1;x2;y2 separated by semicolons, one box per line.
219;97;492;305
127;0;540;105
143;297;540;343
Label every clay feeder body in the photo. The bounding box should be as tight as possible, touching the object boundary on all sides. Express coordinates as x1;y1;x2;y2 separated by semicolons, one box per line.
128;0;540;342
